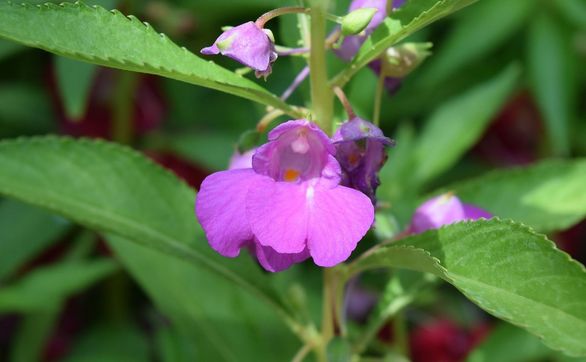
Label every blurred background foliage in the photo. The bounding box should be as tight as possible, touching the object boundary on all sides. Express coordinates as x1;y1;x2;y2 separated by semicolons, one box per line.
0;0;585;361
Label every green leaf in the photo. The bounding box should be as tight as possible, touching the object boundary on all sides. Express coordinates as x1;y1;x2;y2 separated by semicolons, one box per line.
350;219;586;357
0;38;23;60
63;322;150;362
167;131;235;171
554;0;586;29
0;137;293;323
55;56;98;120
412;64;520;185
11;307;61;362
0;199;70;280
418;0;533;86
108;235;299;361
0;259;117;312
0;2;301;118
0;84;55;135
331;0;479;87
447;159;586;232
467;322;554;362
528;11;573;156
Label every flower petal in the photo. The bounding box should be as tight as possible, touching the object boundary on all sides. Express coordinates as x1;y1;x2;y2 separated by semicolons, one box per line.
195;169;261;257
463;204;492;220
409;194;466;234
246;178;309;254
307;184;374;267
252;241;310;272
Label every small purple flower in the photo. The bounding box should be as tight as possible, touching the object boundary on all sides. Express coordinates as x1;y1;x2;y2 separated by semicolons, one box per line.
201;21;278;78
196;120;374;272
333;117;394;204
408;194;492;234
228;149;255;170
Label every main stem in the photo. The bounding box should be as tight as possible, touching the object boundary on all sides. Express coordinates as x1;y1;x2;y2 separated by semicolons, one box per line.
309;0;334;134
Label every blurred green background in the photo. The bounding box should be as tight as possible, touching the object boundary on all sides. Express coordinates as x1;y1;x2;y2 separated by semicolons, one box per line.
0;0;585;361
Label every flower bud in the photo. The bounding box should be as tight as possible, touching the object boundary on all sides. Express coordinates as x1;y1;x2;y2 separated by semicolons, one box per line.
201;21;278;78
380;42;432;78
341;7;378;36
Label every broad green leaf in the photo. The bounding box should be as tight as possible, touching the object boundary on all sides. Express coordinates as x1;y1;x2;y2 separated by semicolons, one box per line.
0;137;293;322
331;0;478;87
528;12;573;156
467;322;554;362
0;199;70;280
0;259;117;312
351;219;586;357
447;159;586;232
0;2;301;118
55;56;98;120
418;0;533;86
412;64;520;185
63;322;150;362
109;235;299;361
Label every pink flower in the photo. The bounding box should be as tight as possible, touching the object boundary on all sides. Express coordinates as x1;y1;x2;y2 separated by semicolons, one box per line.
195;120;375;271
201;21;277;78
408;194;491;234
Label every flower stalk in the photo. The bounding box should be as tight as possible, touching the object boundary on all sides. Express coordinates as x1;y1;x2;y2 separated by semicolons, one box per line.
309;1;334;134
255;6;309;28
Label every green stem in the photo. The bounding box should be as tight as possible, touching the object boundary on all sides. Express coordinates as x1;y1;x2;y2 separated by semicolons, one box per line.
111;71;138;144
309;0;334;134
319;268;335;360
394;311;409;358
256;7;309;28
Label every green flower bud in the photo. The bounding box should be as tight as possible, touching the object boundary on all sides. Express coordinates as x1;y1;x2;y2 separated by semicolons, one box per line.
341;7;378;36
381;42;433;78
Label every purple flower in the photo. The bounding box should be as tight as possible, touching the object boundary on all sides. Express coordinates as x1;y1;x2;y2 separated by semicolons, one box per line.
228;149;255;170
201;21;278;78
196;120;375;272
333;117;394;204
408;194;492;234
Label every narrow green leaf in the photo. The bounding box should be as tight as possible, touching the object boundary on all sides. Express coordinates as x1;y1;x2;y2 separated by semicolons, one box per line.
55;56;98;120
418;0;532;86
351;219;586;357
331;0;478;87
447;159;586;232
0;259;117;312
0;199;70;280
109;235;299;361
413;64;520;185
0;2;301;117
11;307;61;362
528;12;573;156
0;137;293;323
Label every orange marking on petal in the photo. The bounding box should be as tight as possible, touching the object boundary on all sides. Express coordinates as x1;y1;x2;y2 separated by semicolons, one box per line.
348;153;361;166
283;168;301;182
